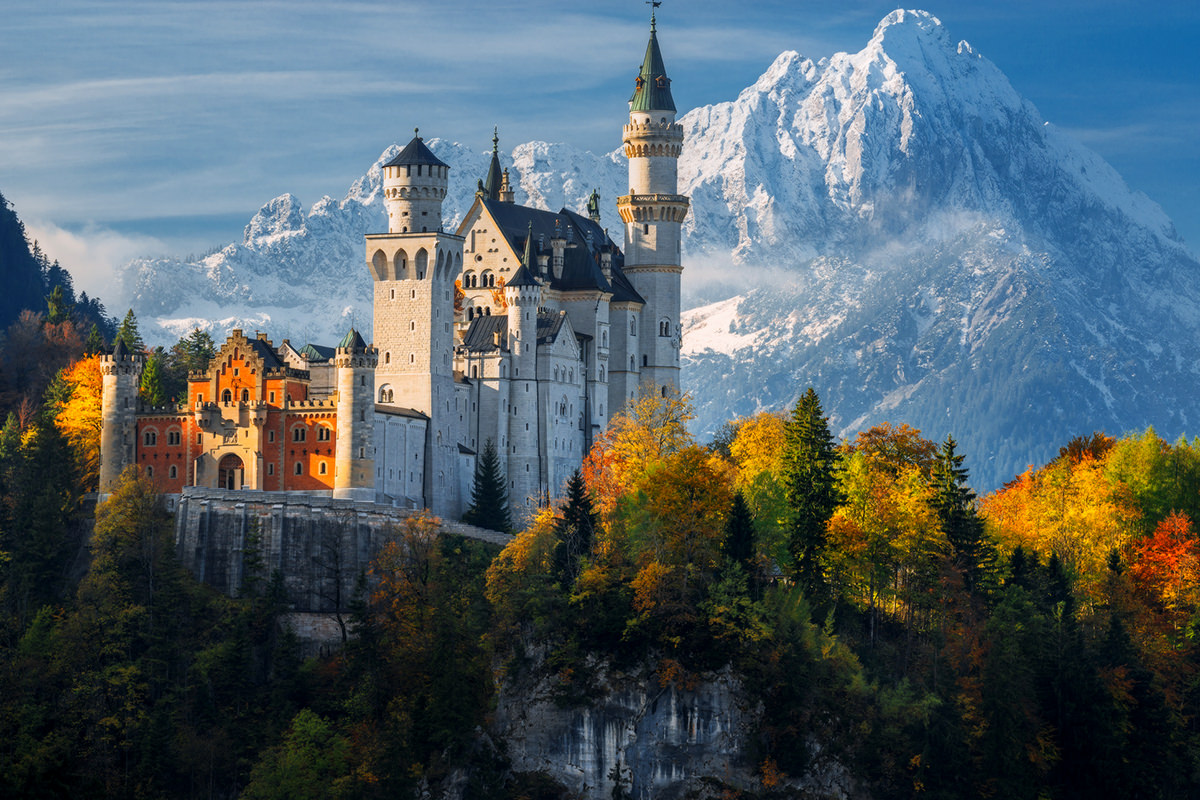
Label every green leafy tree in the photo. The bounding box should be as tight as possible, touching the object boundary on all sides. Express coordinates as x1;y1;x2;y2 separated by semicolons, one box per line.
242;710;351;800
114;308;143;353
782;388;840;598
463;439;511;533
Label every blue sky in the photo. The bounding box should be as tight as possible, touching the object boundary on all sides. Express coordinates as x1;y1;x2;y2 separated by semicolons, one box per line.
2;1;1197;299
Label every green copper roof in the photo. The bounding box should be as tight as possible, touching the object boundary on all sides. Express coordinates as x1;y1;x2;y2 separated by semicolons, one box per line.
629;15;675;113
337;328;367;351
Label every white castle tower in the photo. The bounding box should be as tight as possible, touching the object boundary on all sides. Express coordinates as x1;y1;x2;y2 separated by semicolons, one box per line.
504;226;544;508
98;338;145;494
617;13;688;400
333;328;377;501
366;130;465;516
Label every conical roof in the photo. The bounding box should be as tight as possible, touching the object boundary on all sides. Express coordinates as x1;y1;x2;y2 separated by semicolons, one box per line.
337;328;368;351
384;129;449;169
483;128;503;201
629;15;676;113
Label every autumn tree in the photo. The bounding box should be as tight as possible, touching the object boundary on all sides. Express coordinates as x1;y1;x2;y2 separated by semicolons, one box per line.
49;354;103;489
782;388;840;598
931;435;994;593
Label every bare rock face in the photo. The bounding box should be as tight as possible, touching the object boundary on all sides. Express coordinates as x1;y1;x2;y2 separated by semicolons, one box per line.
494;664;752;798
492;661;860;799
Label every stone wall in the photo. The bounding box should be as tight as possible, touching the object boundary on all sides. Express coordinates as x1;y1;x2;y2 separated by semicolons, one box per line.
174;487;509;610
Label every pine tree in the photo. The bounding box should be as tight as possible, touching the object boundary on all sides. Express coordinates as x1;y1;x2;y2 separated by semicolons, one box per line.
83;323;106;355
722;490;758;597
140;350;166;407
782;388;840;597
45;285;69;324
553;469;597;584
173;327;216;374
115;308;144;353
931;435;995;593
463;439;511;533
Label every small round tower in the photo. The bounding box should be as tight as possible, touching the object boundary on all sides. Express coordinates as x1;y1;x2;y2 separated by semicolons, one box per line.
99;338;146;494
504;225;544;511
382;128;449;234
333;328;378;501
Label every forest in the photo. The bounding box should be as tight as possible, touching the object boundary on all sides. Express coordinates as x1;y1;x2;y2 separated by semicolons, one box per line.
1;196;1199;798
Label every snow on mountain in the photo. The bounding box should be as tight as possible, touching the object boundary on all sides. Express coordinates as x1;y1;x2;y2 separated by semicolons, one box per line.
117;9;1200;489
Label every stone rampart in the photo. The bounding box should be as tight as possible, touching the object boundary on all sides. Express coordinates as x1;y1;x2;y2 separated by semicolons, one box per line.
174;487;510;610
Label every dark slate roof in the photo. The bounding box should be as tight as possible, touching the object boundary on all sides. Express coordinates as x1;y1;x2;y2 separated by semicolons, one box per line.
246;337;285;369
537;310;567;345
300;343;335;362
507;263;540;288
479;198;644;305
630;17;676;113
383;133;449;169
375;404;429;420
111;338;129;357
483;130;503;201
462;315;508;352
338;328;368;351
458;443;476;456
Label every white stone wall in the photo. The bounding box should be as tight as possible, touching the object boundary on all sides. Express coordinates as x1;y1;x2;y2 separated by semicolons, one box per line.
374;411;426;506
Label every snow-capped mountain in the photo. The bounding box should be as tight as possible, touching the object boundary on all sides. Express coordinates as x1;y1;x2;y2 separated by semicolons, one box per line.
118;9;1200;489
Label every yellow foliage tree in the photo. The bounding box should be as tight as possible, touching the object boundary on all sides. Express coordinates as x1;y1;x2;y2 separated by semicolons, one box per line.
51;355;103;490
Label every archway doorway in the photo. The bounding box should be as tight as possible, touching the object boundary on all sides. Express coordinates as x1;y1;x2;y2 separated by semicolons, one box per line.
218;454;245;490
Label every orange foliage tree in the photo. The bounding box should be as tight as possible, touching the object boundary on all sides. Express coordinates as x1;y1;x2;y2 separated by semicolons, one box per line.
1130;511;1200;642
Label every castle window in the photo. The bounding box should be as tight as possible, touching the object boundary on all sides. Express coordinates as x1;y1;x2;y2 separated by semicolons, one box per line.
410;354;415;363
390;288;395;300
268;430;275;442
269;391;275;403
630;319;636;335
146;466;153;477
197;433;202;444
643;355;648;367
241;389;249;402
659;319;670;337
143;431;157;446
267;463;274;475
643;224;649;235
295;462;303;475
599;366;606;382
318;462;327;475
169;465;177;479
167;430;180;446
662;385;668;398
384;352;390;364
317;426;331;442
602;331;608;348
411;321;416;331
222;389;232;403
361;375;366;386
293;427;306;442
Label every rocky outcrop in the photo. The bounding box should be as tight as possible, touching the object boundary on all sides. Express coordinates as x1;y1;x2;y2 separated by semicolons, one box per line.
493;661;858;799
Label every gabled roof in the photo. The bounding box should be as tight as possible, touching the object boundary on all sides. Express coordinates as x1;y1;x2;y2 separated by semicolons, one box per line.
630;16;676;113
474;198;644;305
384;132;449;169
245;337;285;369
462;315;508;352
537;310;567;345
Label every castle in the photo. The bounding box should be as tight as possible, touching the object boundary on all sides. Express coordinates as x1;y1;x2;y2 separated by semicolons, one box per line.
99;15;688;520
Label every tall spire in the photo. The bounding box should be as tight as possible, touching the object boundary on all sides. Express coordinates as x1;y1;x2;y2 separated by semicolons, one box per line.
483;126;503;202
630;12;675;113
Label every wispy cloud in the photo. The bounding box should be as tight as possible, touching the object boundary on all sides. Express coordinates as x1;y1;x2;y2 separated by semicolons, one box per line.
23;219;167;305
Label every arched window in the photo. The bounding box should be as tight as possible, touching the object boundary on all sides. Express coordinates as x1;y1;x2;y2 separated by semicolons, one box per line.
241;389;249;402
317;426;331;441
659;319;670;337
294;462;303;475
169;465;178;479
221;389;232;403
143;430;157;446
318;462;327;475
630;356;635;370
146;465;153;477
384;352;391;364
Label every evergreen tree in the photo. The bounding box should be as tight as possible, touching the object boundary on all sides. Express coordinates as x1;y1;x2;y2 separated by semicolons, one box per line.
553;469;597;584
45;284;69;324
722;490;758;597
173;327;217;374
140;349;166;407
931;435;995;593
83;323;106;355
115;308;144;353
463;439;511;533
782;388;840;597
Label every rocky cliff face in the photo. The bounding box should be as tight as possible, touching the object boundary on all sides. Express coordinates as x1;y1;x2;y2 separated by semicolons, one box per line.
493;661;856;799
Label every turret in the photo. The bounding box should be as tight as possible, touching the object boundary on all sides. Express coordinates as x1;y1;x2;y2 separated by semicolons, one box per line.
616;12;689;402
483;128;503;202
367;127;465;516
504;225;543;510
99;338;146;494
333;328;378;501
382;129;450;234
